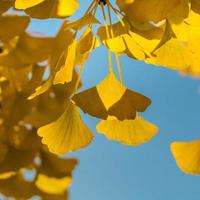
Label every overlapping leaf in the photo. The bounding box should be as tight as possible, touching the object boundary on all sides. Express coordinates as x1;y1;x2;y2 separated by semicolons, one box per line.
73;72;151;120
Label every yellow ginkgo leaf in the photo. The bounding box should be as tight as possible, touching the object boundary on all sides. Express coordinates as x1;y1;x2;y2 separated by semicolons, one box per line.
54;40;76;85
96;115;158;145
15;0;45;9
171;140;200;174
146;38;192;70
36;174;72;194
72;72;151;120
38;101;93;155
25;0;79;19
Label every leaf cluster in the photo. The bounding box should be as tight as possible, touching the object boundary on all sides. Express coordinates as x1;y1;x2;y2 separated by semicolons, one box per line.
0;1;200;192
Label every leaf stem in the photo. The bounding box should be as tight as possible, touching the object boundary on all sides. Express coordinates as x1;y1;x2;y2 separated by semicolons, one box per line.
115;54;123;83
100;2;113;73
107;1;124;83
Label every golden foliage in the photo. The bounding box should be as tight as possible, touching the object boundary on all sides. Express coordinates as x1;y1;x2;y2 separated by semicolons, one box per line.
0;12;79;197
0;2;200;198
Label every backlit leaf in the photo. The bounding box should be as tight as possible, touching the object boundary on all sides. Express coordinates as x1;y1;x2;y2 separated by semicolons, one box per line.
38;101;93;155
97;115;158;145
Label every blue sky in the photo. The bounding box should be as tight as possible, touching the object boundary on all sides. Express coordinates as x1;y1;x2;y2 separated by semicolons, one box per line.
28;1;200;199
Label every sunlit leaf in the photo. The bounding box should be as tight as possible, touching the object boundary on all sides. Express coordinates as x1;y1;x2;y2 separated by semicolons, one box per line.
146;38;193;70
38;101;93;155
96;115;158;145
171;140;200;174
54;40;77;85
